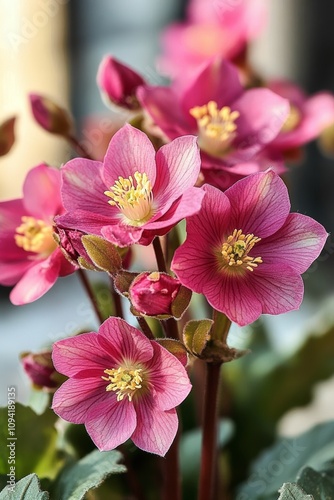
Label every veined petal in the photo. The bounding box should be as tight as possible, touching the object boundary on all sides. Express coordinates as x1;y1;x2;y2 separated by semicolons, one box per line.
23;164;63;219
101;223;143;247
56;209;119;235
256;213;328;274
52;376;107;424
85;397;137;451
102;124;157;188
132;396;178;456
225;170;290;238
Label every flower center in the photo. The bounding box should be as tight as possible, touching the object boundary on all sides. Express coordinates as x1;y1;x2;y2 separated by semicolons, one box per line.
280;104;301;133
15;216;57;256
104;171;154;226
221;229;263;272
190;101;240;158
102;366;143;402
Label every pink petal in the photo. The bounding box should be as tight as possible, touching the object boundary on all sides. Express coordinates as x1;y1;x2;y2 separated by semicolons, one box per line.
85;397;137;451
181;58;243;117
98;317;154;364
132;396;178;456
23;164;63;219
61;158;109;214
57;210;119;235
230;88;290;161
101;223;143;247
145;342;191;411
0;260;34;286
52;376;107;424
225;170;290;238
9;255;61;305
256;213;328;274
102;124;157;188
52;332;118;377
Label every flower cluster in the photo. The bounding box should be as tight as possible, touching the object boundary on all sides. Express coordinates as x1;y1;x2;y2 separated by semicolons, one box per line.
0;0;331;476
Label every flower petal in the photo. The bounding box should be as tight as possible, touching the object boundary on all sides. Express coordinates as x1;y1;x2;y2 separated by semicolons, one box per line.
225;170;290;238
23;164;63;219
85;397;137;451
102;124;157;188
132;396;178;456
101;223;143;247
256;213;328;274
52;376;107;424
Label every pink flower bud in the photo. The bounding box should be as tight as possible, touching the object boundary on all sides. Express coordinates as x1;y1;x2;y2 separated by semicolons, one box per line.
0;116;16;156
21;351;65;390
53;224;94;270
97;56;145;110
29;93;73;136
129;271;183;317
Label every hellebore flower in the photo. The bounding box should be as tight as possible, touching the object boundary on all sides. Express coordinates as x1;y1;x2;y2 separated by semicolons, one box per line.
0;164;76;305
29;93;73;136
57;124;204;247
138;58;289;189
97;56;145;111
21;350;65;391
52;317;192;456
158;0;267;78
172;171;328;326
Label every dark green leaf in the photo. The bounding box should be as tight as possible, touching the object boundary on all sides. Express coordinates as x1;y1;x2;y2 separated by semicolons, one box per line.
0;473;49;499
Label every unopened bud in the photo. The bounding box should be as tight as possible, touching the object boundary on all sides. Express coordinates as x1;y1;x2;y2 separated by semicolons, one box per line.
53;225;94;270
97;56;145;111
0;116;16;156
129;272;191;318
29;93;73;136
21;351;65;391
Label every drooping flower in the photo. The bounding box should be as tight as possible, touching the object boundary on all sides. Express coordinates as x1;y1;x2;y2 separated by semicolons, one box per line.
52;317;192;456
158;0;267;78
138;58;289;189
57;123;204;247
171;170;328;326
0;164;76;305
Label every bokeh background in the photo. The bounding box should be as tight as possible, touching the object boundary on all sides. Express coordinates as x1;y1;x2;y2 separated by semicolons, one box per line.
1;0;334;441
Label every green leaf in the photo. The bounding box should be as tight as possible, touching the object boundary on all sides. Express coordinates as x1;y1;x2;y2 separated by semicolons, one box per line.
0;404;62;480
277;482;312;499
27;390;51;416
50;449;126;500
180;419;234;499
81;235;122;274
238;420;334;500
183;319;213;356
297;465;334;498
0;473;49;499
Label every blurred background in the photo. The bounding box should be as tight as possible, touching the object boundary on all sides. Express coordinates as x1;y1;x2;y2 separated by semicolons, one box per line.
1;0;334;440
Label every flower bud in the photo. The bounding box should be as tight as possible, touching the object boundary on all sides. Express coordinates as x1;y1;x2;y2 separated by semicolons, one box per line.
29;93;73;136
0;116;16;156
21;351;65;391
129;271;191;318
53;225;94;270
97;56;145;111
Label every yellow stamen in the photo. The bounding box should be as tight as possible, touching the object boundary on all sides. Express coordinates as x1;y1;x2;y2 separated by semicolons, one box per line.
281;104;301;133
190;100;240;157
221;229;263;273
102;366;143;402
15;216;57;256
104;171;154;226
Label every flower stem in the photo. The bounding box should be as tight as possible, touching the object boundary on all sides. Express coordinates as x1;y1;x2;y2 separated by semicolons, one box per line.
153;237;167;273
162;424;181;500
198;361;223;500
66;134;94;160
136;316;155;340
78;269;104;324
111;278;124;318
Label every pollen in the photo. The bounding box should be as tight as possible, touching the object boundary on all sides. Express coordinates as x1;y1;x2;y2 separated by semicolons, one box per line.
280;104;301;133
104;171;154;226
221;229;263;272
15;216;57;256
102;366;143;402
190;101;240;157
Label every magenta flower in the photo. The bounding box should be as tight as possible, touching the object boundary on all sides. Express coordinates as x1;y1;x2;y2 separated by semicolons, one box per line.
266;79;334;155
172;171;328;326
57;124;204;247
158;0;267;78
52;317;191;456
0;164;75;305
97;56;145;111
138;58;289;189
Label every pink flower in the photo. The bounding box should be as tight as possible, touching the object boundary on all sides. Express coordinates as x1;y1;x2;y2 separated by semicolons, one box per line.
266;79;334;156
158;0;267;78
97;56;145;111
57;124;204;247
138;59;289;189
171;170;328;326
52;317;191;456
21;350;64;391
29;93;73;136
0;164;75;305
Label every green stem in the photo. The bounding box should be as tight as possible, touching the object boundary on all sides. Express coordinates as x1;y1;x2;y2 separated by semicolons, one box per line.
78;269;104;324
198;361;223;500
136;316;155;340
